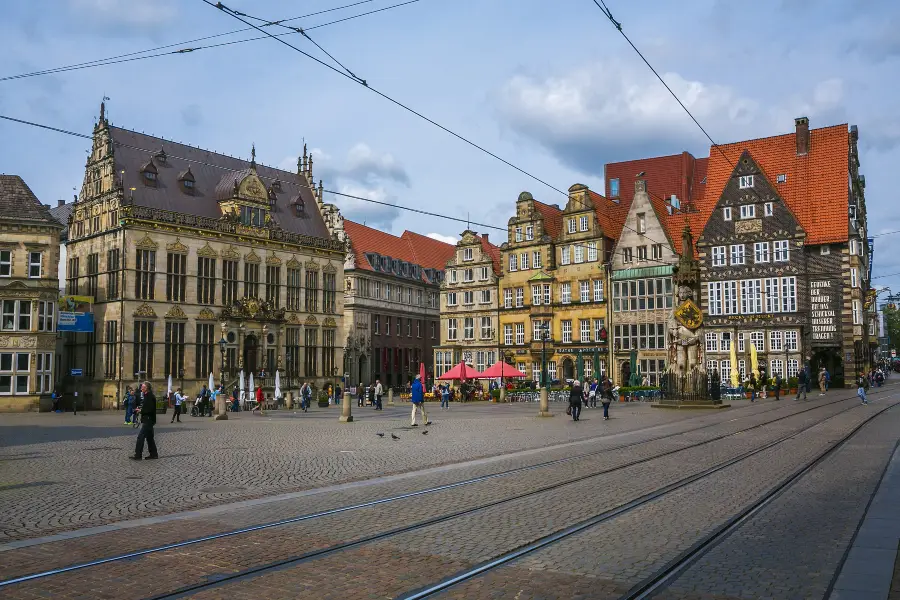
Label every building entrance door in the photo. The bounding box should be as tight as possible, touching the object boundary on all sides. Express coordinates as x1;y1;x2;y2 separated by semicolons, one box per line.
562;358;575;381
244;334;259;375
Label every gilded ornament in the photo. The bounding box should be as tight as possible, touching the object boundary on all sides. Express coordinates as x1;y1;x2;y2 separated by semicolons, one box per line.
135;233;158;249
165;305;188;320
286;255;301;268
133;303;157;318
245;250;261;263
304;260;319;270
673;299;703;330
197;308;217;321
166;238;189;253
266;253;282;266
734;219;762;234
323;262;336;273
197;242;218;258
305;315;318;326
323;317;337;327
221;245;240;260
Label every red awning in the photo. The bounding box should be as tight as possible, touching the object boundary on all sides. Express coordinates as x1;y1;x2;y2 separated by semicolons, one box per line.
479;361;527;378
437;362;484;381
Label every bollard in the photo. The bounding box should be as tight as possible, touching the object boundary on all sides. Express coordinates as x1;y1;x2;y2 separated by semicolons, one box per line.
215;394;228;420
388;388;395;406
285;392;293;410
538;386;552;417
339;391;354;422
499;387;507;403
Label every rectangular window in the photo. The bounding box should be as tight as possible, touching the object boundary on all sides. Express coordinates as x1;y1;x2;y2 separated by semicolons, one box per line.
769;359;783;377
222;260;238;306
265;266;281;308
852;300;861;325
773;240;789;262
769;330;783;351
580;319;590;341
0;250;10;277
730;245;745;265
579;215;589;232
509;254;518;271
463;248;473;261
397;316;402;336
103;321;118;378
515;323;525;345
165;253;187;302
37;301;54;332
520;253;529;271
164;321;185;379
516;287;524;308
463;268;474;282
579;280;590;303
504;323;512;345
480;289;491;304
652;244;663;260
750;331;764;351
723;207;732;221
705;332;718;352
851;267;858;288
463;291;474;305
764;202;773;216
739;204;756;219
244;263;261;299
323;272;336;314
304;328;319;376
525;225;534;240
739;175;754;189
849;239;858;255
587;242;597;262
447;318;457;340
479;266;489;281
720;333;731;351
543;284;551;305
781;277;797;312
133;320;154;379
504;288;512;308
724;281;738;315
754;242;770;263
787;359;799;378
514;227;523;242
574;245;584;263
740;279;762;314
637;213;646;234
568;218;576;234
712;246;726;267
593;280;603;302
532;320;544;342
707;281;722;315
450;270;457;284
532;284;542;306
623;247;633;263
305;270;319;312
286;268;302;311
738;333;746;353
562;320;572;343
464;317;474;340
85;253;99;299
373;315;380;335
447;292;457;306
594;318;604;342
561;246;571;265
785;331;798;351
104;249;120;300
10;300;31;331
533;250;542;268
609;178;620;197
480;316;491;339
28;252;42;278
561;282;571;304
36;351;52;393
194;323;214;378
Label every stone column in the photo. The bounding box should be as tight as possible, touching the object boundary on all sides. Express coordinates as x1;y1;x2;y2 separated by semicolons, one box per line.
339;390;353;422
499;387;507;403
238;322;245;371
262;323;269;371
388;387;395;406
538;386;552;417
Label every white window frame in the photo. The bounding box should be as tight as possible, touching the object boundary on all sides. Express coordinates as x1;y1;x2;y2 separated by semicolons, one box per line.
561;282;571;304
820;245;830;256
593;280;603;302
587;242;597;262
720;333;731;352
705;332;718;352
525;225;534;241
480;289;491;304
515;287;524;308
533;250;542;268
463;248;473;261
448;318;458;340
567;218;576;234
509;254;518;272
574;245;584;264
561;246;571;265
531;284;542;306
479;266;489;281
739;175;754;189
764;202;773;216
623;247;633;263
464;268;474;282
785;331;798;351
520;253;529;270
730;245;745;265
723;207;732;221
773;240;790;262
449;270;457;284
739;204;756;219
769;330;783;352
712;246;726;267
463;290;474;305
580;319;590;341
579;215;589;232
28;252;42;279
849;239;858;255
851;267;858;288
594;319;604;342
514;227;522;242
754;242;770;264
503;288;512;309
515;323;525;345
504;324;513;345
463;317;474;340
852;300;861;325
561;320;572;343
447;292;457;306
579;280;590;303
707;281;723;316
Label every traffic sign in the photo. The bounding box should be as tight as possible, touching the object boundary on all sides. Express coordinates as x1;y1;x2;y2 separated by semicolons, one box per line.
70;368;83;377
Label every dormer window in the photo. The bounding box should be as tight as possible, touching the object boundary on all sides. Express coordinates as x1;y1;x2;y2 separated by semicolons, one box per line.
178;167;195;194
144;172;157;181
155;148;167;164
272;180;282;193
184;180;194;189
140;161;158;187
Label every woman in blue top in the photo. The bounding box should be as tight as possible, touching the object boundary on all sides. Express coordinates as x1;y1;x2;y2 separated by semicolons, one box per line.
440;384;450;410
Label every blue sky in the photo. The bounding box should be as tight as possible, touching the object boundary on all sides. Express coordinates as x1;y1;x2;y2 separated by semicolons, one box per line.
2;0;899;289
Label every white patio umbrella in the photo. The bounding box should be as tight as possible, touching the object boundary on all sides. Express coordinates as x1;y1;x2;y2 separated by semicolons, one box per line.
239;369;246;406
208;372;215;391
249;372;255;396
274;370;282;400
167;374;173;394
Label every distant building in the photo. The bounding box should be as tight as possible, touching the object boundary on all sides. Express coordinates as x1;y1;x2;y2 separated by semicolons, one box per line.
434;230;501;379
342;221;454;388
0;175;63;411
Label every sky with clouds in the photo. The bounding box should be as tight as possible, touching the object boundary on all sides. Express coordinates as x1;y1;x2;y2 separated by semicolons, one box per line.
1;0;899;289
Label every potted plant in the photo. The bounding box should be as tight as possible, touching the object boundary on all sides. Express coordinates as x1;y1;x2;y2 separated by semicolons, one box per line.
317;389;330;408
787;376;798;394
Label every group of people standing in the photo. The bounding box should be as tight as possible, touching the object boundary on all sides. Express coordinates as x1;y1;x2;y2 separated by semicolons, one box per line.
568;377;615;421
357;380;385;410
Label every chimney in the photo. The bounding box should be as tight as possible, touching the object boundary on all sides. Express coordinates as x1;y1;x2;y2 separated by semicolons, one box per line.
482;233;489;245
635;179;647;194
57;199;65;207
795;117;810;156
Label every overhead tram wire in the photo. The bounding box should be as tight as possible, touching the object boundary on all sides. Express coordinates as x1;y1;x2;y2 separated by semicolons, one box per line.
202;1;680;254
0;0;425;82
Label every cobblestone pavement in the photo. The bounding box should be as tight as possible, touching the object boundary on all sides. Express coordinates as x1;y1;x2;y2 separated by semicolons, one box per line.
1;384;896;600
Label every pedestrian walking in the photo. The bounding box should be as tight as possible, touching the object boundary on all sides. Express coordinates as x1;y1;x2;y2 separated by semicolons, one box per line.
170;387;184;423
122;386;134;424
568;380;584;421
300;381;311;412
588;378;598;408
375;380;384;411
410;374;428;426
130;381;158;460
749;373;758;402
857;372;869;404
773;373;782;401
51;388;61;413
818;367;827;395
824;368;831;391
357;384;364;407
254;385;265;415
440;383;450;409
796;369;808;401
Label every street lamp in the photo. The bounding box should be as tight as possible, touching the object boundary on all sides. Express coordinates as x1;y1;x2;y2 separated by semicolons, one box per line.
219;336;227;387
286;349;292;389
540;322;550;388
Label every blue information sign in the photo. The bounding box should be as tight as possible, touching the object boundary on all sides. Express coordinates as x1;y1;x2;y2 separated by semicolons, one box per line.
70;368;83;377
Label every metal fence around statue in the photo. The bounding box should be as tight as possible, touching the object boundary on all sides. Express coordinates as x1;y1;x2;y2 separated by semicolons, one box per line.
659;369;710;404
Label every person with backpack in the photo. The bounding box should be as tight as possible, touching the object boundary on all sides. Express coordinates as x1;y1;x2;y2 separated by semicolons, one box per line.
440;383;450;410
857;372;869;405
410;374;428;426
796;369;808;401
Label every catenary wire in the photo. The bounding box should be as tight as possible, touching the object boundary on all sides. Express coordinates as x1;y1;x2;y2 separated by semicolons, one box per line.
0;0;424;82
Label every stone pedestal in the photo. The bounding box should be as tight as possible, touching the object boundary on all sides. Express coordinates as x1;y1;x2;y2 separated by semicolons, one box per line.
339;391;353;422
538;387;552;417
499;387;507;403
214;395;228;420
285;392;293;410
388;389;395;406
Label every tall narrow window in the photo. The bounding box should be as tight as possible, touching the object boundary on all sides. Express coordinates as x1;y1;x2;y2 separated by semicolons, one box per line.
243;262;259;298
322;328;335;377
104;321;118;379
286;327;300;376
198;257;216;305
266;265;281;307
587;242;597;262
195;323;214;378
305;269;319;312
86;253;99;298
222;259;238;306
304;328;319;375
323;272;336;313
107;249;120;300
515;323;525;345
28;252;42;278
0;250;10;277
164;321;185;378
135;250;155;300
287;267;302;311
165;253;186;302
133;320;154;378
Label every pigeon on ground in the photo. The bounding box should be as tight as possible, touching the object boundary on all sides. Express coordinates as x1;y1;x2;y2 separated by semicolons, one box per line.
422;430;428;435
376;433;385;437
391;433;400;440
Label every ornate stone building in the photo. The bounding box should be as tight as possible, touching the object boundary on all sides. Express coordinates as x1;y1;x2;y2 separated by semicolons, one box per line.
498;186;621;384
0;176;63;411
64;104;346;408
341;221;454;388
434;230;501;378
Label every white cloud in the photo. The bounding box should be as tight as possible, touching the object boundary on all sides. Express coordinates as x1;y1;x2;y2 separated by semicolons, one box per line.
329;183;400;229
68;0;177;29
425;232;458;245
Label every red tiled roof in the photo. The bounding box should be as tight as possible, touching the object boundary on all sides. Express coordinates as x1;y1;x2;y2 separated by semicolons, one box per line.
344;220;417;271
401;230;458;270
590;190;632;242
702;124;850;245
476;234;502;274
605;152;707;212
533;200;563;240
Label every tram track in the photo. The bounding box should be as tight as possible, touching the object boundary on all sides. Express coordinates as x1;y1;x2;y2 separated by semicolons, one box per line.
1;392;886;599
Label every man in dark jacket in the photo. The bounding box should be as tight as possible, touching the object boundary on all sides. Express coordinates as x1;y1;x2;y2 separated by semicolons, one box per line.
796;369;808;401
131;381;158;460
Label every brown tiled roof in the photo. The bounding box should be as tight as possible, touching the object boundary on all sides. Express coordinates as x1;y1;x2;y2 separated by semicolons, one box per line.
343;221;455;275
477;234;502;274
590;190;632;241
107;126;331;240
605;152;707;211
0;175;61;226
533;200;563;239
702;124;850;245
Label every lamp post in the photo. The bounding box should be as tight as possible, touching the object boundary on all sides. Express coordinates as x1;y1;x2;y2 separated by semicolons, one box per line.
218;336;227;387
538;322;552;417
286;349;292;390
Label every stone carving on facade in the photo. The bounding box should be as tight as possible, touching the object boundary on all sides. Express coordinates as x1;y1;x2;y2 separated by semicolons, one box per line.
37;336;56;349
197;242;218;258
323;316;337;327
288;313;300;324
286;255;301;269
0;335;38;348
220;245;240;260
244;250;260;263
734;219;763;234
266;253;282;266
219;297;286;322
165;305;188;320
133;303;157;318
305;315;319;326
166;238;189;253
135;234;158;249
323;262;336;274
197;308;217;321
304;259;319;271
